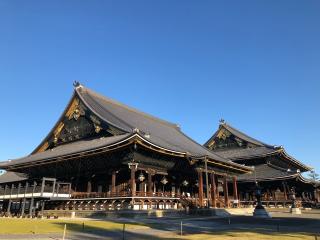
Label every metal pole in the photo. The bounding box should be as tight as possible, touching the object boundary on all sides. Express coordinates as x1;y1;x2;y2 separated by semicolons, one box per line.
180;221;183;236
62;224;66;240
122;223;126;240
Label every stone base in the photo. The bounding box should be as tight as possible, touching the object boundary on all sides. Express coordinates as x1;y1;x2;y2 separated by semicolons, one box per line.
253;208;272;218
290;208;301;214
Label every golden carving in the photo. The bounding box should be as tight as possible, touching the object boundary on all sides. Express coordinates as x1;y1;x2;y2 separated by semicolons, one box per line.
189;158;197;165
53;122;64;137
73;108;81;120
65;97;80;119
94;124;102;133
37;142;49;153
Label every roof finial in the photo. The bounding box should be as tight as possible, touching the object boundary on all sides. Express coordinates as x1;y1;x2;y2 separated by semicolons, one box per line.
219;119;225;124
73;80;81;88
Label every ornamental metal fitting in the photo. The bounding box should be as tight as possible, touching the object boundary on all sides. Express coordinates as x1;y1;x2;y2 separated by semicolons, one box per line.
128;162;138;170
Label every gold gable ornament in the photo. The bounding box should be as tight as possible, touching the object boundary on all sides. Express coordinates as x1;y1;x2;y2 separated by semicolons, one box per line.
94;124;102;133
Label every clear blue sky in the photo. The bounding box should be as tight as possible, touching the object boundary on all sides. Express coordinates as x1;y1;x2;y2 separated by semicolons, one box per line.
0;1;319;174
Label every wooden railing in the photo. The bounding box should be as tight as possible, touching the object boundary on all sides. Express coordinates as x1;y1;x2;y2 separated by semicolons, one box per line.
0;185;69;197
71;191;182;199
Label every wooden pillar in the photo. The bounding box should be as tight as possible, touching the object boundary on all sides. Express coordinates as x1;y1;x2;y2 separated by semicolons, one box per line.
21;182;29;217
7;184;14;214
111;171;116;195
4;184;7;196
233;176;239;207
29;181;37;216
147;172;153;195
87;181;92;193
216;177;219;198
282;182;288;200
198;170;204;207
223;176;229;208
211;173;217;208
131;167;136;196
7;200;12;214
128;163;138;197
41;200;45;216
17;183;21;195
204;158;210;208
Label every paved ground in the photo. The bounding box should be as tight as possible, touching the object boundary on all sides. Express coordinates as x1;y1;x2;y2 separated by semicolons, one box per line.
0;208;319;239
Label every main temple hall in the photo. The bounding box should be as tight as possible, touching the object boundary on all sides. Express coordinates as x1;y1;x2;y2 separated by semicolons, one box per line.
0;83;318;217
0;83;251;216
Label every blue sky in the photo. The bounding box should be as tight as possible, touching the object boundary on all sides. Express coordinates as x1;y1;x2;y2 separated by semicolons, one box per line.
0;1;319;174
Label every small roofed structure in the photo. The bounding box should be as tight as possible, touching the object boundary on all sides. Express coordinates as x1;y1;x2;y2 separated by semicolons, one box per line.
0;84;251;217
204;120;319;207
0;172;28;184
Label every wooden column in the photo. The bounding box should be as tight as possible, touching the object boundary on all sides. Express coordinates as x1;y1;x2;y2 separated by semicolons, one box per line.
223;176;229;208
282;182;288;200
29;181;37;216
7;184;14;214
198;170;204;207
7;200;12;214
216;176;219;198
233;176;239;207
128;163;138;197
147;172;153;195
21;182;28;216
211;173;217;208
41;200;45;216
111;171;116;195
87;181;92;193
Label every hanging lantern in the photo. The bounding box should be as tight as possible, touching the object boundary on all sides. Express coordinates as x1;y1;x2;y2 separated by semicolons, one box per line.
195;181;199;187
138;172;145;182
182;180;189;186
161;176;168;185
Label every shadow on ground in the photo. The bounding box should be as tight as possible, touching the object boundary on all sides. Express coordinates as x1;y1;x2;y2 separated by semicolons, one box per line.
50;216;320;240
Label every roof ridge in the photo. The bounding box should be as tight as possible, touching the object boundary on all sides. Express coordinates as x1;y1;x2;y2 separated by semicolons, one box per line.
279;149;312;172
77;84;180;130
221;122;275;148
175;127;241;164
76;87;134;132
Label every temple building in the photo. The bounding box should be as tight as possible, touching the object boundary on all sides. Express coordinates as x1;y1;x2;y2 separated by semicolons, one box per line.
204;120;320;207
0;83;251;217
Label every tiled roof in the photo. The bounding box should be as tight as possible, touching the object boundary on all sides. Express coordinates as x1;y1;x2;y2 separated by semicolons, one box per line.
0;134;132;168
0;85;251;173
237;163;300;182
215;146;278;160
0;171;28;184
